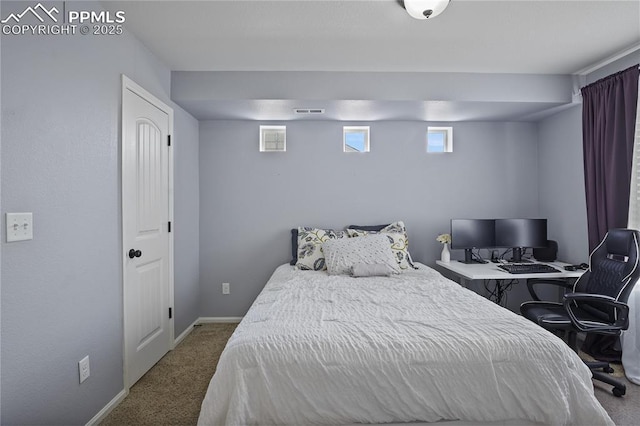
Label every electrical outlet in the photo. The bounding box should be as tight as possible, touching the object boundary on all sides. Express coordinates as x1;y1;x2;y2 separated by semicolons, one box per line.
222;282;230;295
79;356;90;384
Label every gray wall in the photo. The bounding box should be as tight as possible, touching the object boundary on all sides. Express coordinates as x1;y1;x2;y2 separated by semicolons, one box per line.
174;108;201;334
0;8;200;426
199;120;539;317
538;105;589;263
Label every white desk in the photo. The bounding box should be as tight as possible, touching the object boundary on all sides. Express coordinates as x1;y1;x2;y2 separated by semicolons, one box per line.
435;260;585;282
435;260;585;306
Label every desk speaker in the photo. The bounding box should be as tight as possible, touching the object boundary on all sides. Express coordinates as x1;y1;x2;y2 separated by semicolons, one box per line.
534;240;558;262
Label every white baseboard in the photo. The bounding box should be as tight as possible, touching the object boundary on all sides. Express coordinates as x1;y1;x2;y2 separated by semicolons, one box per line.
174;318;200;346
85;388;128;426
175;317;242;345
198;316;243;324
175;317;242;346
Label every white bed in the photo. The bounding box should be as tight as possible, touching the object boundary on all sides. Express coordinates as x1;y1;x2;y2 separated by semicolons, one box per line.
197;263;614;426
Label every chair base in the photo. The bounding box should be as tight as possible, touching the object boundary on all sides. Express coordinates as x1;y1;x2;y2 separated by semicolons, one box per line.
586;361;626;397
568;332;626;397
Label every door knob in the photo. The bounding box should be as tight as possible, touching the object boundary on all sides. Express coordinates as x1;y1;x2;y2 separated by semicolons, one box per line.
128;249;142;259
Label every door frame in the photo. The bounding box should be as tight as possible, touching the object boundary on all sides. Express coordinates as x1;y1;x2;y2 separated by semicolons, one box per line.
121;74;175;389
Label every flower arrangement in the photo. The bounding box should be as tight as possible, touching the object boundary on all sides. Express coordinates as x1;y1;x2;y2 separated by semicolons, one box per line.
436;233;451;244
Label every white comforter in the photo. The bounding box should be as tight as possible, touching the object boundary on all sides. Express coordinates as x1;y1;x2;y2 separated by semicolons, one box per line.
198;264;613;426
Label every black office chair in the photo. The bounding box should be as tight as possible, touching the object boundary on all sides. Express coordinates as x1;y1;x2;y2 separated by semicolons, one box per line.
520;228;640;397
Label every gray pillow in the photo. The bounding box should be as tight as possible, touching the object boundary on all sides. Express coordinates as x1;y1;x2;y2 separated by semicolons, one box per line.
351;263;395;277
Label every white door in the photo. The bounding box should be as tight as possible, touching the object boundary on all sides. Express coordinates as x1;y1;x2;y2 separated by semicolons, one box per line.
122;76;174;388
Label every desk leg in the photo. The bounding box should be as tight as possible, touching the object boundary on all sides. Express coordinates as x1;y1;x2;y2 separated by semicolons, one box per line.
484;279;516;307
459;277;471;289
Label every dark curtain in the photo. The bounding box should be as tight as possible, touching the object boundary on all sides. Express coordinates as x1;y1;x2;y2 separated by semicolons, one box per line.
582;65;639;252
581;65;639;361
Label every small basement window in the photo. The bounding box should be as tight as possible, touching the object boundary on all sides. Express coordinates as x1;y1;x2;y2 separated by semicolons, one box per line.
260;125;286;152
343;126;370;153
427;127;453;153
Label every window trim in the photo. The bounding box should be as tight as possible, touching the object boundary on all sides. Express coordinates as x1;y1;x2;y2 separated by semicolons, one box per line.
427;126;453;153
259;125;286;152
343;126;370;153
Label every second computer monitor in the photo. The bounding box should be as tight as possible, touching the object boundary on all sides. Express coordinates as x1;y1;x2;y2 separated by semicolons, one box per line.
495;218;547;262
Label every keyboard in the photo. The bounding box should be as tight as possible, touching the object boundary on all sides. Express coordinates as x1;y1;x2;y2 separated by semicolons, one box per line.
498;263;560;274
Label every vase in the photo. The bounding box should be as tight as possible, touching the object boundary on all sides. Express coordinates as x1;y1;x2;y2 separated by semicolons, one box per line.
441;243;451;262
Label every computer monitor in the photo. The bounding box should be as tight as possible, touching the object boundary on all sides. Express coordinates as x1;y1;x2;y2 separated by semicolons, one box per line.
495;218;548;262
450;219;496;264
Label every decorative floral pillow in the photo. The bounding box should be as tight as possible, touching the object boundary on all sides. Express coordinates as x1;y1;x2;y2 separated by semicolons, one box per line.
322;234;401;276
347;221;417;270
295;227;346;271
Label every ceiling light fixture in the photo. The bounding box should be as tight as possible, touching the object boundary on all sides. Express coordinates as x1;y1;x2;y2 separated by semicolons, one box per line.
404;0;450;19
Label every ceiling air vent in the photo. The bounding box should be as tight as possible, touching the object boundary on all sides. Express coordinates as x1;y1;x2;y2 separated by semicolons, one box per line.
294;108;325;115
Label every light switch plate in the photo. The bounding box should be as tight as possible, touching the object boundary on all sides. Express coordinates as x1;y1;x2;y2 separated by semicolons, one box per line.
6;212;33;242
78;355;90;383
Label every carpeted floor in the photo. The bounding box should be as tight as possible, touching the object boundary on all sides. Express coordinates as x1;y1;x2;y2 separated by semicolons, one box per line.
100;323;238;426
100;323;639;426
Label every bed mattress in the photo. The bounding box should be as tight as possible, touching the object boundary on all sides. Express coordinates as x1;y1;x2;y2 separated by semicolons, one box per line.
197;263;613;425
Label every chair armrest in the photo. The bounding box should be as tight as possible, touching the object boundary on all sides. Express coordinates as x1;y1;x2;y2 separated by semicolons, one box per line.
562;292;630;334
527;278;573;301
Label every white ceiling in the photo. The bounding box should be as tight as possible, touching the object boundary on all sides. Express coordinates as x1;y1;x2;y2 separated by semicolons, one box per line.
107;0;640;121
111;0;639;74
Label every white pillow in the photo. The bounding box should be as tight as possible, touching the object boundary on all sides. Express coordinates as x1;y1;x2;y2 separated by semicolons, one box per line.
322;234;401;276
347;221;417;270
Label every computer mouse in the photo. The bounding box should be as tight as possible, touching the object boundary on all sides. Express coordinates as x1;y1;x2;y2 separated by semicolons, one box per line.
564;265;577;271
